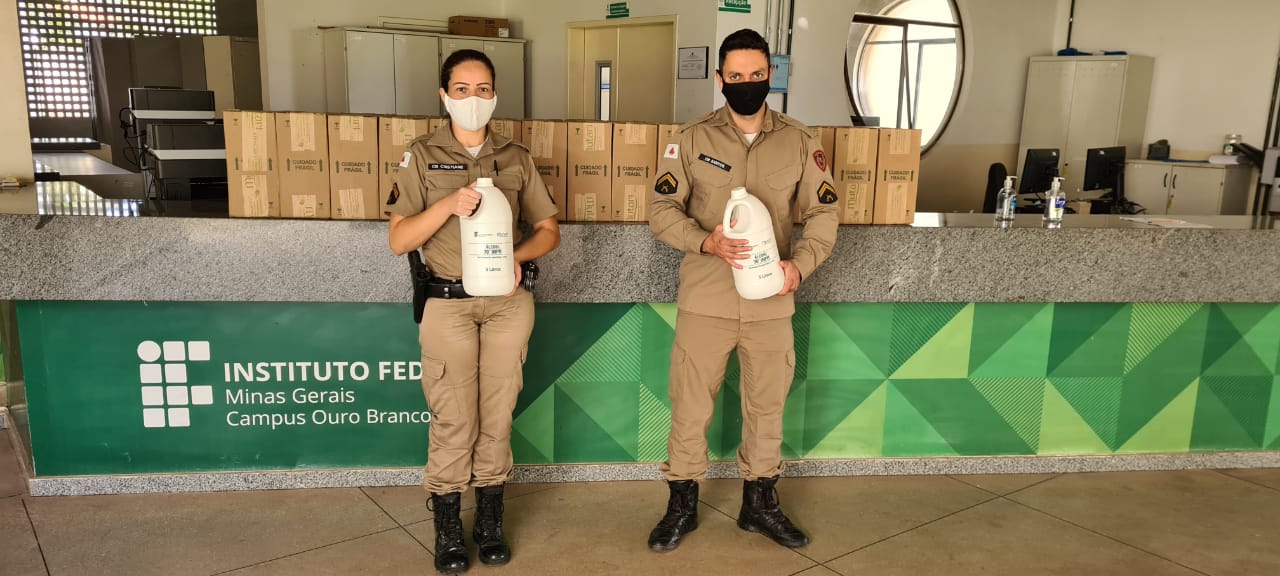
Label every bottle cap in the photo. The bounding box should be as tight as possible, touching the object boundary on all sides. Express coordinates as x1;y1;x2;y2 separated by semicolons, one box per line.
1004;176;1017;188
476;177;494;187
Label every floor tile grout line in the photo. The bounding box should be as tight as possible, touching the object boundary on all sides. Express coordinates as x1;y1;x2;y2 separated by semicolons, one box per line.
208;525;407;576
697;497;822;565
946;474;1062;498
998;474;1064;497
999;496;1215;576
400;523;435;557
20;498;52;576
1210;470;1280;495
822;494;1003;567
358;487;403;527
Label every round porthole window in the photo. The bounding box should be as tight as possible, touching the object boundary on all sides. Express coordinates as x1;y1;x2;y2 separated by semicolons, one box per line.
849;0;965;152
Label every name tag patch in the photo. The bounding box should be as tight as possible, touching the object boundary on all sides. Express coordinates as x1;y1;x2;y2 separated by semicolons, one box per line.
698;154;731;172
429;163;466;171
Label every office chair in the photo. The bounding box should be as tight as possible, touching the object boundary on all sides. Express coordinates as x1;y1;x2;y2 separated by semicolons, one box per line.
982;162;1008;213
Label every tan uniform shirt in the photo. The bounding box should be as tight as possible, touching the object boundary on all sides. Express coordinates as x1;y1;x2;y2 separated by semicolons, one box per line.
649;106;839;321
387;121;559;280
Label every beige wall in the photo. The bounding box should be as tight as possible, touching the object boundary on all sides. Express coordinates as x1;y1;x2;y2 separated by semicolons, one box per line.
257;0;507;111
0;0;33;182
1072;0;1280;158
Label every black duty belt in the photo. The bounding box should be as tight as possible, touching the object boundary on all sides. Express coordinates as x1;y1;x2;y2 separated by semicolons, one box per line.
426;278;473;300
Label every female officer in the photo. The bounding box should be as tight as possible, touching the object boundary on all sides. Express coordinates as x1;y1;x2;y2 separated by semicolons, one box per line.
386;49;560;575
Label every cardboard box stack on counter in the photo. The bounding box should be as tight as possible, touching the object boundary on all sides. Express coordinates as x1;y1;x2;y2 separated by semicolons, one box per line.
612;123;657;222
522;120;569;219
224;112;923;225
277;112;330;219
328;114;380;220
379;116;432;214
567;121;613;222
225;110;280;218
447;16;511;38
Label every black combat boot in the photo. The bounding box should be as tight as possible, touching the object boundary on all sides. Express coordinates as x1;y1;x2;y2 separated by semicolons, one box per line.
473;484;511;566
429;492;470;574
648;480;699;551
737;476;809;548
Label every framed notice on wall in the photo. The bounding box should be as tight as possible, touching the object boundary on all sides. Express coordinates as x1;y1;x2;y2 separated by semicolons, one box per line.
679;46;709;79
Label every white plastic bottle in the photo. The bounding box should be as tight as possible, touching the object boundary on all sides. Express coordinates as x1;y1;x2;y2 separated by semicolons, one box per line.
996;176;1018;221
722;187;785;300
1044;176;1066;223
459;178;515;296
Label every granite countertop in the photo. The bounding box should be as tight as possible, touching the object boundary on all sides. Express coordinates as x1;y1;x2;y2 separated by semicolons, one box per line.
3;207;1280;303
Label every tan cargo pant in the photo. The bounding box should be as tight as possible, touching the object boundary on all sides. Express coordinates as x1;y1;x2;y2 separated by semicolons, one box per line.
661;310;796;481
419;288;534;494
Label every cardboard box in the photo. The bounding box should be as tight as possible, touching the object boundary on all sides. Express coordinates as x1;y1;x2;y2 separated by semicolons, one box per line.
522;120;568;219
448;16;511;38
872;128;922;225
657;123;680;166
328;114;381;220
567;121;613;222
224;110;279;218
275;112;330;219
833;127;880;224
379;116;432;217
428;117;449;134
490;118;521;142
612;123;657;222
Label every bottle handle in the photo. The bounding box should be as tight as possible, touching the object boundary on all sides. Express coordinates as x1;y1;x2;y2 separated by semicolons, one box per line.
723;199;747;233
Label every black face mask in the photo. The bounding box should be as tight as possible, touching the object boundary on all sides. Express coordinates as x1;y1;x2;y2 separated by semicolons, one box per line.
721;78;770;116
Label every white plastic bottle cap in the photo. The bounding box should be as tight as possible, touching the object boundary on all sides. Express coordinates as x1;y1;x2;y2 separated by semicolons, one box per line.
476;177;494;187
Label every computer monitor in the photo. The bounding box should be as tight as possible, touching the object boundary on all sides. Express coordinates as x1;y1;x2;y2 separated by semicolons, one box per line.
1019;149;1060;195
1083;146;1126;194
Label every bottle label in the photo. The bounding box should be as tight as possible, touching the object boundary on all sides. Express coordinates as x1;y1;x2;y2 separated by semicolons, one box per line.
1053;197;1066;209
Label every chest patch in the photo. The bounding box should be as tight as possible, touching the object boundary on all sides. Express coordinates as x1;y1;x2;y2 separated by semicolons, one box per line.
698;154;732;172
428;163;467;171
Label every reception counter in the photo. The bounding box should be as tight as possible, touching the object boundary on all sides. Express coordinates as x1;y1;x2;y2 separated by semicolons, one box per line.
3;198;1280;495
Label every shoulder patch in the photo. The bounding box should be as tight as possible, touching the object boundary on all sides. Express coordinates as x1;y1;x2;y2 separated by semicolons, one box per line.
813;150;828;173
663;143;680;160
386;182;400;206
817;181;837;205
655;172;679;195
399;151;412;168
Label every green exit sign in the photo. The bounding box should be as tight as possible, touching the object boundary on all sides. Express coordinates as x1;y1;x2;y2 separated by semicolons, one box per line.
720;0;751;13
607;2;629;18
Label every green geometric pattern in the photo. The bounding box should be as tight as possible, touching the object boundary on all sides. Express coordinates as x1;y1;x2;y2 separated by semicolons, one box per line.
517;302;1280;462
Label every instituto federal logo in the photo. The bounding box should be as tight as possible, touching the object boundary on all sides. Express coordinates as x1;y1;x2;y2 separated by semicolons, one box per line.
137;340;215;428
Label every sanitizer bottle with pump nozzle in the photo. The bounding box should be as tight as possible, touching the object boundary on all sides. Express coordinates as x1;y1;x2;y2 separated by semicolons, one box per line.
1044;176;1066;224
996;176;1017;221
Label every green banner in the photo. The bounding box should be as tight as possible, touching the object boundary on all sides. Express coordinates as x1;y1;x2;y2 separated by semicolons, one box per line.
719;0;752;13
607;1;629;18
17;301;1280;477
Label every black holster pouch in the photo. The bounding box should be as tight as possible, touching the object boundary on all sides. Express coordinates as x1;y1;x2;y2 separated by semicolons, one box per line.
408;251;431;324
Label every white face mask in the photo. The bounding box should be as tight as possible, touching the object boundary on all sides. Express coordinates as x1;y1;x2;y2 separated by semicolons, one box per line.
444;95;498;132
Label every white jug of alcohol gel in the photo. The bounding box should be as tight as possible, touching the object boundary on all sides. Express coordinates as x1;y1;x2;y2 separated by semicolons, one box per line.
722;187;785;300
460;178;515;296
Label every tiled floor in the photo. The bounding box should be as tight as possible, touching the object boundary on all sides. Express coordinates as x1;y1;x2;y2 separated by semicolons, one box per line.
3;433;1280;575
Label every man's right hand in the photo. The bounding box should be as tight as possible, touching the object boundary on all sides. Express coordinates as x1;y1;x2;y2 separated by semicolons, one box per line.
451;182;482;217
701;224;751;270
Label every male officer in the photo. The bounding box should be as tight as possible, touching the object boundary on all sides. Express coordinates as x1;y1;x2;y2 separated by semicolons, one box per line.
647;29;839;552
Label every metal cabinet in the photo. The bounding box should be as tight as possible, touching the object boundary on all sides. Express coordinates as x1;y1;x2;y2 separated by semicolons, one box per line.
326;28;526;118
1124;160;1252;215
1017;56;1154;196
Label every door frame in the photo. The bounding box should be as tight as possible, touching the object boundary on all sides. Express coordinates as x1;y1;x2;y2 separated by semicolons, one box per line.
566;16;678;122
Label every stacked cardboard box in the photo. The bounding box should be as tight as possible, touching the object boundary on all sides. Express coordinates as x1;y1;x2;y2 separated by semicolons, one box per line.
612;123;657;222
428;117;448;134
447;16;511;38
224;110;280;218
328;114;380;220
872;128;922;225
567;121;613;222
833;127;880;224
379;116;432;216
276;112;330;219
490;119;522;142
522;120;568;218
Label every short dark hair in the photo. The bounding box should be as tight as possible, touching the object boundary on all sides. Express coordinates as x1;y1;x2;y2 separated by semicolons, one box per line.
718;29;770;71
440;49;496;91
